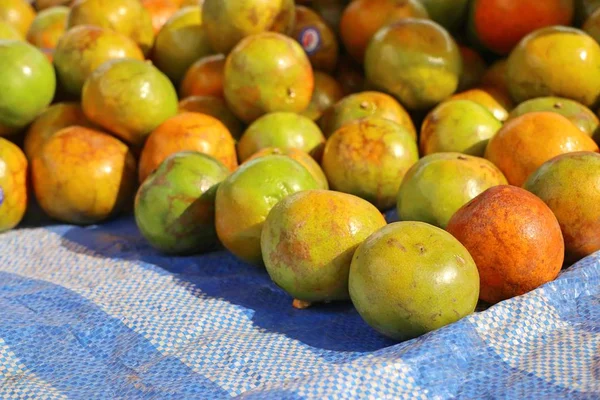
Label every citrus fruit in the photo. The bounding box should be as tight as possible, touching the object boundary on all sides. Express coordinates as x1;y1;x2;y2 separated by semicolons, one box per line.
26;5;68;57
179;54;225;99
0;136;28;232
447;185;564;304
480;59;509;94
0;21;22;40
420;0;469;31
450;87;512;121
82;58;179;147
300;71;343;121
178;95;244;140
35;0;72;10
135;151;230;255
0;0;35;37
397;153;507;229
485;112;599;186
583;7;600;43
457;46;486;92
322;117;419;210
576;0;600;24
349;221;480;341
261;190;386;306
141;0;179;34
138;112;237;183
312;0;347;36
292;5;338;73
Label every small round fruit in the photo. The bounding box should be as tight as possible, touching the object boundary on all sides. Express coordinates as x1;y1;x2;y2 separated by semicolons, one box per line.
139;112;237;183
26;6;68;54
365;19;462;111
312;0;346;36
237;112;325;162
54;25;144;96
262;190;387;305
507;26;600;107
524;152;600;264
68;0;155;55
447;185;564;304
215;155;320;265
468;0;574;55
0;21;22;40
481;59;509;92
458;46;486;92
179;54;225;99
0;40;56;135
450;87;512;122
397;153;507;229
485;112;599;186
0;137;28;232
202;0;296;54
224;32;313;123
82;58;179;147
245;147;328;190
300;71;344;121
23;102;95;160
31;126;137;225
0;0;35;37
178;95;244;139
420;99;502;157
349;221;480;341
319;91;416;139
142;0;179;34
340;0;429;64
420;0;469;31
322;117;419;210
152;6;214;84
135;151;230;255
292;5;338;73
508;97;599;138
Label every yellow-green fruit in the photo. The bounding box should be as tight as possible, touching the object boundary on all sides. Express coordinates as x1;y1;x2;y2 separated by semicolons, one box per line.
261;190;387;304
0;137;28;232
0;0;35;37
0;21;22;40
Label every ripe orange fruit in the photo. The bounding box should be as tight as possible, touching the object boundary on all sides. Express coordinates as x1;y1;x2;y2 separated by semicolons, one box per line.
179;54;225;99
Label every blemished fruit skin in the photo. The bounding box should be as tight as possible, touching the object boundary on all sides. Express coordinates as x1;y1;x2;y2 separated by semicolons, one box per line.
364;18;462;111
82;58;179;147
237;112;325;162
31;126;137;225
524;151;600;264
135;151;230;255
224;32;314;124
0;137;28;232
397;153;508;229
0;40;56;136
419;99;502;157
446;185;565;304
321;117;419;211
261;190;387;304
319;91;416;139
507;26;600;108
349;221;480;341
215;155;320;266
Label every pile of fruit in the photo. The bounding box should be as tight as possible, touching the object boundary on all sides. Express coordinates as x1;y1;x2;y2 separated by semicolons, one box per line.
1;0;600;342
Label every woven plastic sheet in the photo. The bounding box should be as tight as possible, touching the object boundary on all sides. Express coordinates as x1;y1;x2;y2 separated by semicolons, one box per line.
0;216;598;399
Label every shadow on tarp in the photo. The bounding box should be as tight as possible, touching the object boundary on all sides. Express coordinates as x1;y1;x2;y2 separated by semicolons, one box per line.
58;217;396;353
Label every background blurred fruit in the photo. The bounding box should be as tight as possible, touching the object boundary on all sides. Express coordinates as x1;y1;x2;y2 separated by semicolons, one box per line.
420;99;502;157
23;102;95;159
138;112;237;183
349;221;480;341
322;117;418;210
31;126;137;224
583;7;600;43
311;0;347;36
507;26;600;107
0;20;22;39
26;5;67;57
135;151;230;255
508;97;599;137
319;91;416;139
262;190;386;307
237;112;325;162
179;54;225;99
245;147;328;190
457;46;486;92
178;96;244;139
0;40;55;136
480;59;509;95
339;0;428;64
447;185;564;304
485;112;599;186
82;58;178;147
142;0;179;34
397;153;507;229
224;32;313;123
68;0;155;55
334;55;365;96
450;87;512;121
524;152;600;264
300;71;343;121
292;5;338;73
575;0;600;24
202;0;296;54
152;6;213;85
215;155;319;265
0;0;35;37
420;0;469;31
53;25;144;96
365;19;462;111
0;137;27;232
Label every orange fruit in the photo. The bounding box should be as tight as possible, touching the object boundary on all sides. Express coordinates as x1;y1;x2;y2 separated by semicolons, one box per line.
138;112;237;183
485;112;599;186
178;95;244;140
26;5;68;58
457;46;486;92
292;5;339;73
0;0;36;37
0;136;28;232
450;87;513;121
300;71;344;121
141;0;179;34
179;54;225;99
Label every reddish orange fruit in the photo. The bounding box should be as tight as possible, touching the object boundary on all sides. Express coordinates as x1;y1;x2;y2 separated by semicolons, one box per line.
450;87;513;121
142;0;179;34
138;112;237;183
447;185;564;304
179;54;225;99
178;95;244;140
